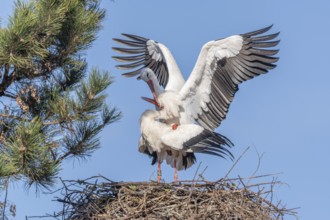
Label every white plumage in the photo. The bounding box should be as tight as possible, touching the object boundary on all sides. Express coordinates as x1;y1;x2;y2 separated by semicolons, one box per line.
113;26;279;181
138;109;233;171
113;25;280;130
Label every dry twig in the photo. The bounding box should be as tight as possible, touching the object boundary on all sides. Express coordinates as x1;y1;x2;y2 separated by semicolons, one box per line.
27;174;297;220
26;147;298;220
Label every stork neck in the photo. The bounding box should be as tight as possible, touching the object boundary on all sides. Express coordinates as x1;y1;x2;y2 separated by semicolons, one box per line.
158;43;185;91
151;77;163;95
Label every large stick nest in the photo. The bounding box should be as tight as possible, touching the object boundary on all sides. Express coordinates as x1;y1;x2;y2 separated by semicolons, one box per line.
49;175;297;220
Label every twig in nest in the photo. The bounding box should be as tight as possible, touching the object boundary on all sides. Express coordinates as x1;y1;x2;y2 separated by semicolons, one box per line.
27;174;298;220
223;146;251;180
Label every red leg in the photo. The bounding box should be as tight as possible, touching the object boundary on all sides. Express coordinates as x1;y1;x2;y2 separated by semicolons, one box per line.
174;160;178;182
171;124;179;182
157;160;162;183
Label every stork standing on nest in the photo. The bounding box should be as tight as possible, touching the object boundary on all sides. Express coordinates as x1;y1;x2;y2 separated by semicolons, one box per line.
113;25;280;181
138;109;233;182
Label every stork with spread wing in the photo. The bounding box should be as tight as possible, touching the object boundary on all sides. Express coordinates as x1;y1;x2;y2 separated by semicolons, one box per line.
113;25;279;181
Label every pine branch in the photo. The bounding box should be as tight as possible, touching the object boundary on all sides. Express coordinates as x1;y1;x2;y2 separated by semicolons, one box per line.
2;178;8;220
0;113;23;121
0;0;120;190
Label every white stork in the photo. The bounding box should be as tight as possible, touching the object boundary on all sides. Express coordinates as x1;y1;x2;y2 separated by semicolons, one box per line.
138;109;233;182
112;25;279;181
113;25;280;130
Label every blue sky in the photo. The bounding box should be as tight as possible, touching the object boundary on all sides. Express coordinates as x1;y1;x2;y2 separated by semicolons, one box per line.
1;0;330;219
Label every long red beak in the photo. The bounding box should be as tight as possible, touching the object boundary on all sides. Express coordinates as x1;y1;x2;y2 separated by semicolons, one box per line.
142;79;161;108
141;97;162;108
146;79;158;100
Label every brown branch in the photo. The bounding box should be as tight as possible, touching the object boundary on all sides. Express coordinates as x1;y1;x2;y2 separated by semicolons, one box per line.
43;120;61;126
3;92;16;99
28;144;300;220
44;176;298;220
2;178;9;220
55;151;72;164
223;146;251;180
0;53;64;99
0;113;23;121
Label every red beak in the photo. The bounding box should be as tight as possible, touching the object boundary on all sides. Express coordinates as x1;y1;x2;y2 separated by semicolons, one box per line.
142;79;161;108
141;97;162;109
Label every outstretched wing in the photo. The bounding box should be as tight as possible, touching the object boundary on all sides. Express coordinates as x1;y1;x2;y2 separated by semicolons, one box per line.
161;124;233;160
112;34;185;90
180;25;280;130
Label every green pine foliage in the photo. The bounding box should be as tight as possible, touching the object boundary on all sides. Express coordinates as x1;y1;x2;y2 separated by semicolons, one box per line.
0;0;121;192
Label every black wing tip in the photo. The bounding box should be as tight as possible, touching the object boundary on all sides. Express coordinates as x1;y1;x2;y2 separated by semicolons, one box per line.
121;33;149;42
112;46;137;51
214;133;235;160
274;31;281;37
267;24;274;29
268;49;280;55
213;132;234;147
112;47;123;52
263;24;274;32
112;37;121;42
112;47;145;55
272;39;281;45
113;38;129;44
115;65;132;70
200;149;233;160
199;131;234;159
112;55;128;60
243;24;277;37
115;65;134;70
122;73;134;77
112;55;124;61
121;33;135;37
121;71;141;77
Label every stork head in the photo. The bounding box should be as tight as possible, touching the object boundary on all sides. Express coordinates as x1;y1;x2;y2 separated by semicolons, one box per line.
137;67;155;82
138;68;162;108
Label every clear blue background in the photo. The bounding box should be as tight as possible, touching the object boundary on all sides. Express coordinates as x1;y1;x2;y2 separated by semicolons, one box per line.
1;0;330;219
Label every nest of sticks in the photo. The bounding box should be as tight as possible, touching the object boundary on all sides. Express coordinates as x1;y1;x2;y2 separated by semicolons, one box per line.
46;173;297;220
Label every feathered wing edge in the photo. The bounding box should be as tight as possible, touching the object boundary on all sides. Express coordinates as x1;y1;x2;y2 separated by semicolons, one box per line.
181;25;280;130
183;129;234;161
112;34;170;88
